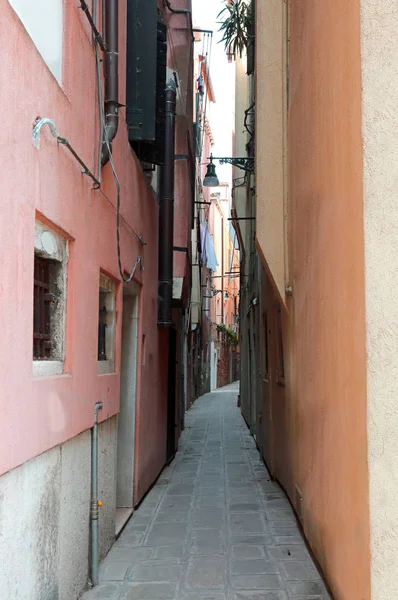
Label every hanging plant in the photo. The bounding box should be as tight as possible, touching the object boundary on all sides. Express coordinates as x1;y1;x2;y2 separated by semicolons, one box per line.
217;0;253;59
216;323;239;346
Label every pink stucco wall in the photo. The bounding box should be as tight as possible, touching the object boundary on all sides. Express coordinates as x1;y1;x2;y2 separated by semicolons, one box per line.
0;0;191;504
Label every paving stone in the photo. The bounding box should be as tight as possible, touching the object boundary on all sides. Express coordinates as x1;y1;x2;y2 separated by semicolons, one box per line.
231;574;282;590
287;580;330;597
233;593;288;600
196;496;225;509
105;547;154;563
183;592;226;599
231;544;266;559
167;484;195;495
99;561;131;581
128;560;183;582
185;556;226;589
193;508;226;528
123;582;177;599
189;528;225;554
145;522;188;546
231;559;279;575
113;532;144;547
83;583;123;599
279;560;320;580
268;545;311;561
153;544;185;559
230;514;267;534
229;503;262;512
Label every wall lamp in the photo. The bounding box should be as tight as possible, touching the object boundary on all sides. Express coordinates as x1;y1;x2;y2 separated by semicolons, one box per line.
203;154;254;187
211;289;230;301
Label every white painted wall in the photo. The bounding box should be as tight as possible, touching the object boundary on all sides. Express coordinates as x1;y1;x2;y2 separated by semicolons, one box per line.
360;2;398;598
0;418;117;600
8;0;63;83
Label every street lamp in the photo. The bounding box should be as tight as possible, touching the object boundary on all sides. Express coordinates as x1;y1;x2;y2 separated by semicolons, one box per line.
203;153;254;187
203;155;219;187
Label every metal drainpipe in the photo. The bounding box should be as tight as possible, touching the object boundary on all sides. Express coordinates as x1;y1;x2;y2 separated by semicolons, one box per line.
164;0;194;42
91;402;103;585
158;80;177;326
101;0;119;166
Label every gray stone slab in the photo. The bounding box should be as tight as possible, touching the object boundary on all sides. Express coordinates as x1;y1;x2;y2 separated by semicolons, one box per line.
189;528;225;554
231;544;266;559
153;545;185;559
279;560;320;580
113;532;144;547
231;574;282;590
268;545;311;561
185;556;226;590
183;593;226;600
123;582;177;599
127;560;183;582
99;561;131;581
231;559;279;576
105;547;154;563
287;580;330;597
81;583;123;599
145;522;188;546
193;508;226;528
152;511;190;523
229;503;262;512
233;592;288;600
230;514;267;534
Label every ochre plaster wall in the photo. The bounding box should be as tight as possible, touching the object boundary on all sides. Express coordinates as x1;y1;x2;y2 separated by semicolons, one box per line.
255;0;286;300
269;1;370;598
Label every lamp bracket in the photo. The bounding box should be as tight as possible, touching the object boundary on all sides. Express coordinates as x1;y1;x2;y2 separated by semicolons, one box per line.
212;156;254;172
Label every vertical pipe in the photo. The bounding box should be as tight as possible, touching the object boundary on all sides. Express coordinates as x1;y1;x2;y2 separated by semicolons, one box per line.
221;216;224;324
101;0;119;166
91;402;103;586
158;80;177;326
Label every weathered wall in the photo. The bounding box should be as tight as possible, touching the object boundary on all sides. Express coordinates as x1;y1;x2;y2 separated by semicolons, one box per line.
360;2;398;598
255;0;371;597
255;0;286;300
0;419;116;600
286;1;370;598
0;0;170;509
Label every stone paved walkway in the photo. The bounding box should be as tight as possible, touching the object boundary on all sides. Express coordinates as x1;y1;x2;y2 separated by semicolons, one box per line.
82;383;331;600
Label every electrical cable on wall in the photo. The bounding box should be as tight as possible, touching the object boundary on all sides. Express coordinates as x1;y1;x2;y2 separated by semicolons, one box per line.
93;35;145;283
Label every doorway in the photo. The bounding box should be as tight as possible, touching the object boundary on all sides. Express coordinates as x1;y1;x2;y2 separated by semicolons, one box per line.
115;284;139;534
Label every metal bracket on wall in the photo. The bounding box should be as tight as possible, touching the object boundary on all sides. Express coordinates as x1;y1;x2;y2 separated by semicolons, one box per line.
285;285;293;296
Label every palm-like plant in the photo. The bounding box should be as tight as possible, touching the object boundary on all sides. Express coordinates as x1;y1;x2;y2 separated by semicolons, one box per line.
217;0;252;59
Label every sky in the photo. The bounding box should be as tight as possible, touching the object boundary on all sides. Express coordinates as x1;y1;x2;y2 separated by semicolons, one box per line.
192;0;235;187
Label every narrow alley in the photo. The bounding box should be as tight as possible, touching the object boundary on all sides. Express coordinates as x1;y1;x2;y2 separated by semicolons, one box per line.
82;384;330;600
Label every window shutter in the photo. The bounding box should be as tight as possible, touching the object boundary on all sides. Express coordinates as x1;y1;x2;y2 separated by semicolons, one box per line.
126;0;167;165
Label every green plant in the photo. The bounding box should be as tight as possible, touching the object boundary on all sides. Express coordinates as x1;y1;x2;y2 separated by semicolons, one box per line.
217;0;253;59
216;323;239;346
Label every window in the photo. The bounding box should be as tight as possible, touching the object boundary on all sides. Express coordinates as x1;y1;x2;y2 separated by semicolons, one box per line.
98;273;116;374
9;0;63;83
33;221;68;376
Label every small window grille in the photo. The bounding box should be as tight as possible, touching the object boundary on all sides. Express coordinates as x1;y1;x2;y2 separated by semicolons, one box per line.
33;257;53;360
97;273;116;373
